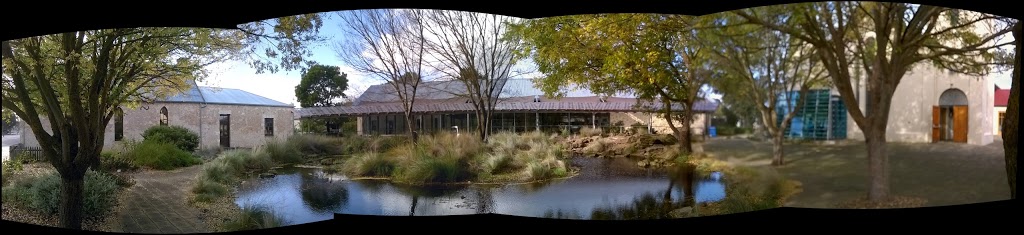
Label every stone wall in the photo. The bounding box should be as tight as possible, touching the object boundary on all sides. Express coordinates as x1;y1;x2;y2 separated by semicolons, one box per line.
19;102;295;150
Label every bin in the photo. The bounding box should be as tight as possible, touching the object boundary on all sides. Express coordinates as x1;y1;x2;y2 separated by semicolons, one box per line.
709;126;717;137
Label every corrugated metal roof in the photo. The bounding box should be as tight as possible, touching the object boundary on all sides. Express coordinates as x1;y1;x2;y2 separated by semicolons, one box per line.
299;78;718;118
355;79;633;104
296;99;719;118
155;80;293;108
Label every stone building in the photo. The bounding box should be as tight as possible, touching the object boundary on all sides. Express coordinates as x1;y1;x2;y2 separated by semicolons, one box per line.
20;80;296;150
296;79;719;136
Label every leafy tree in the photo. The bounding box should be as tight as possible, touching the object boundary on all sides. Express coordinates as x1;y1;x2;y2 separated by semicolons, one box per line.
0;15;323;229
509;14;718;154
295;64;349;107
704;13;828;166
734;2;1014;201
294;64;349;135
335;9;428;142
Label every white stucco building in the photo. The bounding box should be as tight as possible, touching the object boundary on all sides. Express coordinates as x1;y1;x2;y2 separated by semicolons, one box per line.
844;64;996;145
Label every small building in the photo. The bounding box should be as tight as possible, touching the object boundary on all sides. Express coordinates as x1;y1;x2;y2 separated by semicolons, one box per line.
20;80;296;150
994;85;1009;136
296;79;720;136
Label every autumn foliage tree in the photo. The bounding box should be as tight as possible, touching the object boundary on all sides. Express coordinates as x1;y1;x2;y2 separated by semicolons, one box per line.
1;15;324;229
509;14;717;154
734;2;1014;201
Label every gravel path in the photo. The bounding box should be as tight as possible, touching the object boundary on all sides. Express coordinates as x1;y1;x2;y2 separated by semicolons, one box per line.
703;138;1010;208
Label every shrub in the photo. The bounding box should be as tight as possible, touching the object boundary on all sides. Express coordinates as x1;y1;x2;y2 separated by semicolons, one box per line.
223;205;288;231
99;151;138;172
402;156;471;184
142;125;200;152
580;127;603;137
191;149;273;202
2;170;121;218
192;178;230;203
344;153;397;177
123;139;202;170
263;140;301;164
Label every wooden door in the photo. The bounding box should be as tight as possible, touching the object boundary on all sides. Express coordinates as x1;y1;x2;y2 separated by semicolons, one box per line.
953;106;968;143
931;106;940;142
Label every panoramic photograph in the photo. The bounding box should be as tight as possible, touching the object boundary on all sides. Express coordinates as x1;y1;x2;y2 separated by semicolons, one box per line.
1;1;1018;233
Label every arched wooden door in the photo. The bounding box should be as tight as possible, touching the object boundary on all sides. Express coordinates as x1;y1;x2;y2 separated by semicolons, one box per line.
934;89;969;143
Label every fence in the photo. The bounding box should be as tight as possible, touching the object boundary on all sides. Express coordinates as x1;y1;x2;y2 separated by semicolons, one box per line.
8;144;45;162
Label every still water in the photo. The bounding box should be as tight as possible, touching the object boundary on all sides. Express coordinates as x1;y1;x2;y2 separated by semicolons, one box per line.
235;157;726;225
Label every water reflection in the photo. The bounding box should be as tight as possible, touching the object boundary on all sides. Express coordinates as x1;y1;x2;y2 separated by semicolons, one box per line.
236;157;726;225
298;170;348;213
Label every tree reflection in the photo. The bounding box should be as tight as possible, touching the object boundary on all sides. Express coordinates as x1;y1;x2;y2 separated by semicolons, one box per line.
588;163;701;220
299;171;349;213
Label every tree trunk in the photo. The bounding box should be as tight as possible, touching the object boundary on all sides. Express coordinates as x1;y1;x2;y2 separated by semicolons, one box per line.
677;113;694;155
476;109;489;143
771;133;785;166
405;111;417;143
1003;21;1020;199
58;171;87;229
864;126;890;201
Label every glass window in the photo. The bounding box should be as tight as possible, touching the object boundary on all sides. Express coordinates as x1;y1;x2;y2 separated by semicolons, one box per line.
264;118;274;136
159;107;168;126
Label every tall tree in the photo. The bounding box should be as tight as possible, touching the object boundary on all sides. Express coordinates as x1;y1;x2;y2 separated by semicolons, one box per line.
705;14;828;166
509;14;717;154
422;10;524;142
734;2;1014;201
294;64;349;135
1;16;324;229
335;9;428;142
1003;21;1019;199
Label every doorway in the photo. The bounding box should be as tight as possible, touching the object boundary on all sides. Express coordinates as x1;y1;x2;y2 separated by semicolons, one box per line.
220;114;231;148
932;89;968;143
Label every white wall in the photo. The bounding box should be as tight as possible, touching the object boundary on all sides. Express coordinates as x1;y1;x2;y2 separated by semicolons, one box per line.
846;64;994;145
994;106;1007;136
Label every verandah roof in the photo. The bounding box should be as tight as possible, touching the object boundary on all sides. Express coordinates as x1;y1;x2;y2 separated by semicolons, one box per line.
296;100;719;119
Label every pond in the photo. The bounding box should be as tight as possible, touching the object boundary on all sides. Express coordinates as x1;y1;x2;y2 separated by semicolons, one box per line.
235;157;726;225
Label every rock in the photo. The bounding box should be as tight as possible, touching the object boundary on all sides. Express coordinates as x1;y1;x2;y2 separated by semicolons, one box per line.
637;160;650;168
669;207;694;218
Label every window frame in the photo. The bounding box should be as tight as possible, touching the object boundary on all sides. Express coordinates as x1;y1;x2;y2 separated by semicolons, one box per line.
264;118;275;137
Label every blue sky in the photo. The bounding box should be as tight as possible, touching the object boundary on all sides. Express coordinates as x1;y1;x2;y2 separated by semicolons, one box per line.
200;16;1015;108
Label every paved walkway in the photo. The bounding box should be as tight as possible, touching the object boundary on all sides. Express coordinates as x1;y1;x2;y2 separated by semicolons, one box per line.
703;138;1010;208
117;165;210;234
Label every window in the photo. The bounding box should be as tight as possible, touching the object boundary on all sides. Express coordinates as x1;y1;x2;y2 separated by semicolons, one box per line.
114;108;124;141
999;112;1005;134
264;118;274;136
159;107;168;126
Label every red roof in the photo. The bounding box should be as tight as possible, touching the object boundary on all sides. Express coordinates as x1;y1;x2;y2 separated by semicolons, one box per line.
995;89;1010;107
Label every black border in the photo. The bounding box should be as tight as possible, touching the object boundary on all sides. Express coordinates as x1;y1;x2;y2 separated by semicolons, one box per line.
0;0;1020;40
1;0;1020;234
